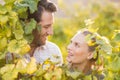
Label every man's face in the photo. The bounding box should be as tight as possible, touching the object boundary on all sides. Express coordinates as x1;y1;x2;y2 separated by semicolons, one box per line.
37;11;54;45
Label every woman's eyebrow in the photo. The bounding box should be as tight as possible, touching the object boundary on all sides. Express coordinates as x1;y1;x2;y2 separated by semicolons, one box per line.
70;40;72;43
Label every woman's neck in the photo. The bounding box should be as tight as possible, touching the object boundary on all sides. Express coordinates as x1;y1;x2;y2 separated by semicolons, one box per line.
72;60;92;74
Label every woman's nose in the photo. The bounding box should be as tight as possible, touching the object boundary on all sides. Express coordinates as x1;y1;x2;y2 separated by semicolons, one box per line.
67;44;72;50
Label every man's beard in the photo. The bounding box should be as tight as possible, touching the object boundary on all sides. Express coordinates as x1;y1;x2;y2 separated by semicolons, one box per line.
36;36;46;46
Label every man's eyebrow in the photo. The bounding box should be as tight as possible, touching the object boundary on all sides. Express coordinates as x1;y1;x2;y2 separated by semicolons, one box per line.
43;24;52;27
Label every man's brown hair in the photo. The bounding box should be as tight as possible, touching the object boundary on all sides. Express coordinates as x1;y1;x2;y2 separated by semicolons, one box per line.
27;0;57;22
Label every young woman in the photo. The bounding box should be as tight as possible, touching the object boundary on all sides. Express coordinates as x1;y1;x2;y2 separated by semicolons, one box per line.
66;29;104;79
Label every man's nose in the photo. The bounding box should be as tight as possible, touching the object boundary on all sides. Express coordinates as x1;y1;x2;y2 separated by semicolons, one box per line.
47;27;53;35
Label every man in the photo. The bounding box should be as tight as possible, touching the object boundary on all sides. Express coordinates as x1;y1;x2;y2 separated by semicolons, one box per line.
25;0;63;66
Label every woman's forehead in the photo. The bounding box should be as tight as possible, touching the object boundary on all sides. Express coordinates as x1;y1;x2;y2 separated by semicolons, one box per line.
73;32;84;39
71;32;86;43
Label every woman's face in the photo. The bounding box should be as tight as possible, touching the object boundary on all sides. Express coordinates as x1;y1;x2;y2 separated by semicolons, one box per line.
67;32;91;64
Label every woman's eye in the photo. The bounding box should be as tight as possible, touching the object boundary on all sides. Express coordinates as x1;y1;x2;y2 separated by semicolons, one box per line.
75;43;80;47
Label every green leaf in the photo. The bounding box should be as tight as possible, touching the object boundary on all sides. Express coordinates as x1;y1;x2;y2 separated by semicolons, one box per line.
96;36;112;54
0;26;11;38
8;11;18;27
18;39;28;46
26;57;37;74
113;33;120;42
104;71;114;80
84;75;97;80
2;69;18;80
35;65;47;77
24;34;34;44
16;58;27;73
7;39;21;54
7;39;30;54
16;0;39;14
13;23;24;40
107;56;120;72
14;5;28;19
19;44;30;55
0;37;7;51
0;5;7;14
25;19;36;35
88;26;99;33
101;45;112;54
0;52;6;60
43;65;62;80
9;11;17;17
0;15;9;26
84;19;94;26
14;29;24;40
51;68;62;80
0;64;15;75
66;70;83;79
27;0;38;13
4;0;16;5
4;26;12;38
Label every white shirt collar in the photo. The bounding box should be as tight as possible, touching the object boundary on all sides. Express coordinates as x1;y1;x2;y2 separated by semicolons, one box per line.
37;41;49;50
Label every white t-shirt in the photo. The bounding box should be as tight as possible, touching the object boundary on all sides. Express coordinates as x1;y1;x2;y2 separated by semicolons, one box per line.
25;41;63;66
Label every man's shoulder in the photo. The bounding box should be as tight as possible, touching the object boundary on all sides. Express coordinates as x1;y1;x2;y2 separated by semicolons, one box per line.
46;41;59;48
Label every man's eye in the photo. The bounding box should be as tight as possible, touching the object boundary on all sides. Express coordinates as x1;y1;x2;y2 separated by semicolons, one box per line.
44;25;50;28
44;26;49;29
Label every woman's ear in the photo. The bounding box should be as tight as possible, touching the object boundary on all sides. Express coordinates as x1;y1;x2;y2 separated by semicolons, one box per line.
87;52;93;60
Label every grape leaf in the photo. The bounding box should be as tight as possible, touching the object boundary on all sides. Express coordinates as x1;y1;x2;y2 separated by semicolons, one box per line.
8;11;18;27
26;0;39;13
66;70;83;79
0;5;7;14
24;34;34;44
107;57;120;72
20;44;30;55
7;39;21;54
0;37;7;51
26;57;37;74
16;58;28;74
14;6;28;19
4;0;16;5
0;15;8;26
24;19;36;35
2;69;18;80
13;23;24;40
0;51;6;60
0;64;15;75
96;36;112;54
5;26;11;38
113;33;120;42
14;29;24;40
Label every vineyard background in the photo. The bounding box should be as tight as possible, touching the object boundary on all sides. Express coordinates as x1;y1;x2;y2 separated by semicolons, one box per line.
0;0;120;80
49;0;120;61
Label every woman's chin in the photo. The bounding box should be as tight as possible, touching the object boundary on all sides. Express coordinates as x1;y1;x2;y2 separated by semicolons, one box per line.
66;57;72;63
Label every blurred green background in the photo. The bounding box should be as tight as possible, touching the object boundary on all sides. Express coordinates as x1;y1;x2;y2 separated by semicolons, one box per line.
48;0;120;62
0;0;120;79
